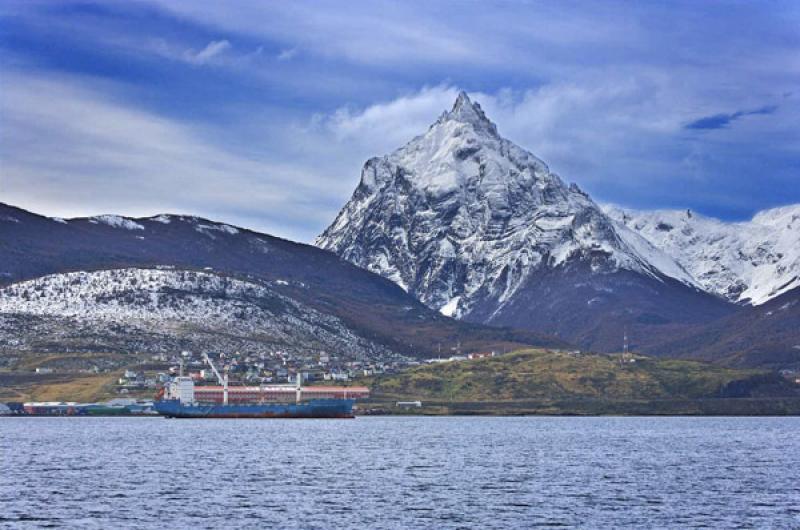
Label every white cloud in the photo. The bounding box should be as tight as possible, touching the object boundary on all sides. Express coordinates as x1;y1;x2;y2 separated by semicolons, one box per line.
316;81;683;182
145;1;484;66
277;48;297;61
183;39;231;65
322;85;460;150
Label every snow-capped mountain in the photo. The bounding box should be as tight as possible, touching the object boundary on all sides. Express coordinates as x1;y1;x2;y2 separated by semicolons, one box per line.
317;92;731;350
605;204;800;305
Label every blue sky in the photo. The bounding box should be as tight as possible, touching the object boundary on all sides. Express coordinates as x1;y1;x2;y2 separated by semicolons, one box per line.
1;1;799;241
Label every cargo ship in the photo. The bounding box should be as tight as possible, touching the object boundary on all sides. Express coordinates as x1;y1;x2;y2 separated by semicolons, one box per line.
154;353;369;419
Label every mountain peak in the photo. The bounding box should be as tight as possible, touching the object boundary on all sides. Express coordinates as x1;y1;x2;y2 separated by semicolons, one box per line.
452;90;473;111
439;90;498;136
316;94;736;350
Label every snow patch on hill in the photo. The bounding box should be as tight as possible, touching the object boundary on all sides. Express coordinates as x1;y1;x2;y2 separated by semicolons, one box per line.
196;223;239;237
92;215;145;230
0;268;390;358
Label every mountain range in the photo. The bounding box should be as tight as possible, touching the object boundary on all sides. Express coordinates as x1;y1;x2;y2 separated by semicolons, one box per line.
604;204;800;305
317;92;800;367
1;92;798;370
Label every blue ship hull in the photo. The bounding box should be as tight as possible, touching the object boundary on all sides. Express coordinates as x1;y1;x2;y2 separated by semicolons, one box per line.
154;399;355;419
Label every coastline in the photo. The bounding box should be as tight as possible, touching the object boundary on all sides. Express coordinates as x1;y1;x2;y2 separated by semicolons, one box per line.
6;396;800;418
357;397;800;417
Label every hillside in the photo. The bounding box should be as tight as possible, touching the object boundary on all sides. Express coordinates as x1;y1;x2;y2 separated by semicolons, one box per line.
361;349;800;414
0;202;565;361
649;286;800;370
0;268;394;360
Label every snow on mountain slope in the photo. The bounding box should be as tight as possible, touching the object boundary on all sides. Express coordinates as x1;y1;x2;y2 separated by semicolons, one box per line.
0;201;568;359
317;92;698;319
91;215;144;230
0;268;390;359
604;204;800;305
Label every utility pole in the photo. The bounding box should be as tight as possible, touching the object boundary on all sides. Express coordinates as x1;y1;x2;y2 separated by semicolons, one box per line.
622;327;629;365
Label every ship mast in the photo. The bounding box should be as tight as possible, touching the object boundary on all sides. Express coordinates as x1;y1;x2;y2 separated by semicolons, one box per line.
179;351;188;377
203;352;229;405
296;371;302;404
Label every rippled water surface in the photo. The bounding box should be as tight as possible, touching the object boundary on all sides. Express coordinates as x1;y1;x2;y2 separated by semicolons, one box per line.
1;416;799;528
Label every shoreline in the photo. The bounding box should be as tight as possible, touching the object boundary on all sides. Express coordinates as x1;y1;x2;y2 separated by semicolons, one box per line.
357;396;800;417
10;399;799;417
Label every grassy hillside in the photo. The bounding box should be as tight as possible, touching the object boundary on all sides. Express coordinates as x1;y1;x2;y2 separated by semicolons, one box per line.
0;352;161;402
362;350;800;414
0;371;122;402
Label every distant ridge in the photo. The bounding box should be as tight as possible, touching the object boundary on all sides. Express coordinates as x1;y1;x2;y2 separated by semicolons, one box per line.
605;204;800;305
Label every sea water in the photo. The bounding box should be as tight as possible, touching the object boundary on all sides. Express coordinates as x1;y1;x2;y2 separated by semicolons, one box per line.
1;416;798;528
